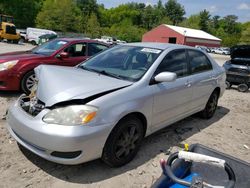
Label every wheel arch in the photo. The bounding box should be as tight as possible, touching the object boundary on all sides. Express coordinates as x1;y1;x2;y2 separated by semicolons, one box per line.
115;112;148;137
213;87;221;96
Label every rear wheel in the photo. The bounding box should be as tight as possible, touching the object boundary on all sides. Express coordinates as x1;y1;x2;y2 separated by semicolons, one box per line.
21;71;36;94
31;40;36;45
102;116;144;167
13;40;19;44
238;84;249;92
200;91;219;119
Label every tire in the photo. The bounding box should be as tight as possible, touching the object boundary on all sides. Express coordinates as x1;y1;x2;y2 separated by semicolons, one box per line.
13;40;19;44
21;71;36;94
102;116;144;167
238;84;249;92
226;81;232;89
31;41;36;45
200;91;219;119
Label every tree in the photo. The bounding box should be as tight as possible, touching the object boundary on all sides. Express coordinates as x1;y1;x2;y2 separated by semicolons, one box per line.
180;14;200;29
85;13;101;38
76;0;98;16
212;15;220;29
108;19;146;42
240;22;250;44
222;15;240;34
199;9;210;32
36;0;83;32
164;0;185;25
0;0;43;28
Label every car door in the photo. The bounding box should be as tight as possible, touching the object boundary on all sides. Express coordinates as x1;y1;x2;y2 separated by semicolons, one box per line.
58;42;88;66
151;49;193;129
187;49;215;111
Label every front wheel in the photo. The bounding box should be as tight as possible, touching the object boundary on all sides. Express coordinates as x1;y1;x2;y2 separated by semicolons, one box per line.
238;84;249;92
102;116;144;167
21;71;36;94
200;91;219;119
226;81;231;89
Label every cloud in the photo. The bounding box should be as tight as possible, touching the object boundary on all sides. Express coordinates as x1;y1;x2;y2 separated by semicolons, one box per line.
207;5;218;13
237;3;250;10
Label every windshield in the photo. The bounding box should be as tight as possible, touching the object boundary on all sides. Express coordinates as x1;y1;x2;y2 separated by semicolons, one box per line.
79;45;162;82
32;40;68;55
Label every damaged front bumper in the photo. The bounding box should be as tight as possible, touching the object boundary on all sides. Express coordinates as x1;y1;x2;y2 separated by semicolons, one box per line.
6;96;113;165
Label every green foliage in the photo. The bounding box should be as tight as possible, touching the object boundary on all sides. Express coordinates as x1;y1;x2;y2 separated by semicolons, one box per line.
0;0;42;28
108;19;146;42
76;0;98;16
36;0;83;32
240;22;250;44
85;13;101;38
164;0;185;25
199;9;210;32
180;14;200;29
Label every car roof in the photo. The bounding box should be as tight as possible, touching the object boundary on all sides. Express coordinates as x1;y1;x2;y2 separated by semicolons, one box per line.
55;37;107;44
122;42;194;50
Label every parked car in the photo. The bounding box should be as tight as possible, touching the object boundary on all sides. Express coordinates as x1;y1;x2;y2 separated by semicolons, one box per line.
195;45;210;53
0;38;109;93
223;45;250;92
7;43;226;167
38;33;57;45
26;27;57;45
214;48;230;55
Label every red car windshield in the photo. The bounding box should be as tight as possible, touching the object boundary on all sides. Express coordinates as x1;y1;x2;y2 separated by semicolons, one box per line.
32;40;68;55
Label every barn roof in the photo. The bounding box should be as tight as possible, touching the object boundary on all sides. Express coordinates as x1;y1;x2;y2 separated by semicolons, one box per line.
164;24;221;41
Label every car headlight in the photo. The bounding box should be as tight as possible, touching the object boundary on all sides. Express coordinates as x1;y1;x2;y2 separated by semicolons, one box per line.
43;105;98;126
0;60;19;71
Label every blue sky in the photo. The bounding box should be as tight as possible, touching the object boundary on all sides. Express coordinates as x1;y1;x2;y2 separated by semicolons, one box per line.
97;0;250;22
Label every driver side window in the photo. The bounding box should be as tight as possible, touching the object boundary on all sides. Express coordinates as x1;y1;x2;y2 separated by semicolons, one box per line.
155;50;188;78
64;43;87;57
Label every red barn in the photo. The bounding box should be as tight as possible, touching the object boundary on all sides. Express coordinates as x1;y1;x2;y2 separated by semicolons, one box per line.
142;24;221;47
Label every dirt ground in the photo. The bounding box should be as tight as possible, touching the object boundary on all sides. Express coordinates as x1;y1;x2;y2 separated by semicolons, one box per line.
0;42;249;188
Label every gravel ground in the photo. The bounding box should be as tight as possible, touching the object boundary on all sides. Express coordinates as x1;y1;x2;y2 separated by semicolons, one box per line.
0;42;249;188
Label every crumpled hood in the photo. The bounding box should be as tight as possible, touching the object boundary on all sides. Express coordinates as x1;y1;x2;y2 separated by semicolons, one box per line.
35;65;132;106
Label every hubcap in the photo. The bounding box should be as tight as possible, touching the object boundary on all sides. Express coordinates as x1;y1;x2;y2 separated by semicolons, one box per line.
115;125;140;159
208;94;218;114
26;74;36;91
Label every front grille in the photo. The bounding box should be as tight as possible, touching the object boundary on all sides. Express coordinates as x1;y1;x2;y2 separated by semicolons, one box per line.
20;96;45;116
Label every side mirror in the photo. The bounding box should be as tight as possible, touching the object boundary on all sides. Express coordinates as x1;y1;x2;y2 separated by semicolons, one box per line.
154;72;177;83
56;52;69;59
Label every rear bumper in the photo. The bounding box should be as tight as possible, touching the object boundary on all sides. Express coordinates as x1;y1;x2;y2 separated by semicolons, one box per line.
7;99;113;164
0;70;20;90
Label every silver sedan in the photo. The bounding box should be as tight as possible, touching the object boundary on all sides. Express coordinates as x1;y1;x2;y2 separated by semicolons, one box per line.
7;43;226;167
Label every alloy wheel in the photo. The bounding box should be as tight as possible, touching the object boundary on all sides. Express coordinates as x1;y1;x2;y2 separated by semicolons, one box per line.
114;125;140;159
26;74;36;91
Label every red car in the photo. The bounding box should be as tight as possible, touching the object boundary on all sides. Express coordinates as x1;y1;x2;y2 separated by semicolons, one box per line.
0;38;109;93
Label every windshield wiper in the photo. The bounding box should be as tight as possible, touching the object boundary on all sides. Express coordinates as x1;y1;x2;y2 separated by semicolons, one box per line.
80;66;99;73
80;66;123;80
97;70;123;80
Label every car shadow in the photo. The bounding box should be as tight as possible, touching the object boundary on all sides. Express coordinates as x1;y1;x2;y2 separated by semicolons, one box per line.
19;106;230;184
0;91;22;98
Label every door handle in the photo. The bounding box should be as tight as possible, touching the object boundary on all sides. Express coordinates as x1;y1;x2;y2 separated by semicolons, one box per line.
185;81;192;87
